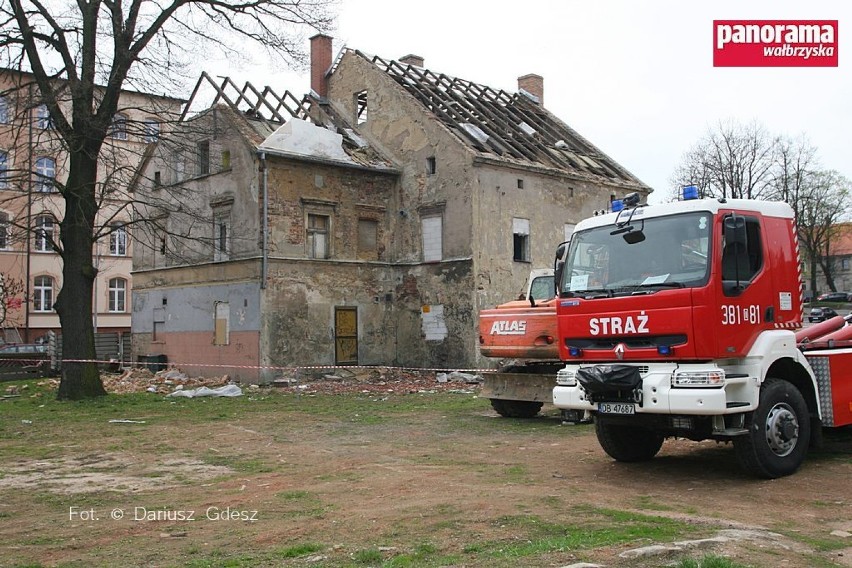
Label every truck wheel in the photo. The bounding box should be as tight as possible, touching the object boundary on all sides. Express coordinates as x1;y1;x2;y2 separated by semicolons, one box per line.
595;418;663;462
734;378;810;479
489;399;543;418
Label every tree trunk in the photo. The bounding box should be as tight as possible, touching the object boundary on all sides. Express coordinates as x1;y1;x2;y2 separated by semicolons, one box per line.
55;150;105;399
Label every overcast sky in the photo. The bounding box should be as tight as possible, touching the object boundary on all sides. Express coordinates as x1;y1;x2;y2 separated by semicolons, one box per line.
230;0;851;205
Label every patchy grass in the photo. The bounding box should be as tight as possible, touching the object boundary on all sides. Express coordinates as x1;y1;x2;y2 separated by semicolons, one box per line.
674;555;753;568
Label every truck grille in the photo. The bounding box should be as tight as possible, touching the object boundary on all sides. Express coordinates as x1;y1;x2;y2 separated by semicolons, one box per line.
565;334;687;350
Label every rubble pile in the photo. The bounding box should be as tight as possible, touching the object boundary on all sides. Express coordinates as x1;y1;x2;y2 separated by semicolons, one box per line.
272;366;483;395
101;368;232;394
27;366;485;396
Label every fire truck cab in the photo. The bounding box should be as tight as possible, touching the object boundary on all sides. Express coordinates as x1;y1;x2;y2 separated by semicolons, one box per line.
552;190;852;478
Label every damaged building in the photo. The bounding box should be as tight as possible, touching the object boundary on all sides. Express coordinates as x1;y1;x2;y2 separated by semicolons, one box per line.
130;36;650;381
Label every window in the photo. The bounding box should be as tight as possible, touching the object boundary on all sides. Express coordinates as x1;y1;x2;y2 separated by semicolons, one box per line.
0;212;9;249
355;90;368;125
33;275;53;311
721;215;763;285
221;150;231;171
34;157;55;192
214;301;230;345
197;140;210;176
35;104;52;129
213;213;230;262
357;218;378;260
143;119;160;143
173;151;185;183
517;178;524;189
154;171;161;187
34;215;55;252
842;258;850;271
307;214;329;259
426;157;436;175
422;215;442;262
513;218;530;262
109;113;128;140
0;150;8;188
0;96;9;124
108;278;126;312
109;224;127;256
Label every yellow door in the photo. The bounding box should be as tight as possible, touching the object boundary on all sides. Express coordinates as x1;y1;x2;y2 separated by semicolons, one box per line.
334;307;358;365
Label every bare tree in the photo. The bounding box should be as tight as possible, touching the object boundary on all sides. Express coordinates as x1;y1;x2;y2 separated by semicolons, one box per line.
0;274;25;329
798;170;851;293
670;119;777;200
0;1;333;399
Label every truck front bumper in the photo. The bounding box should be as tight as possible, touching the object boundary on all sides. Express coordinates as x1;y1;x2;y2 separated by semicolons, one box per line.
552;363;755;416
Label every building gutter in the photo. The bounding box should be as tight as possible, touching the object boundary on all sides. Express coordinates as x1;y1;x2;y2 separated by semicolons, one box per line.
259;151;268;290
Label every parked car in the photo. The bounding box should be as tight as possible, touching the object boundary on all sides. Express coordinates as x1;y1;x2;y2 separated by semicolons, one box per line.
816;292;849;303
808;307;839;323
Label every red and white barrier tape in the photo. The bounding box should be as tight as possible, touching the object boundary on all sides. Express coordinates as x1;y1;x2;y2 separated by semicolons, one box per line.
58;358;499;374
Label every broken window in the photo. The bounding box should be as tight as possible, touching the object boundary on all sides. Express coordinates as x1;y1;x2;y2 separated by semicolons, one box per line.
212;206;231;262
422;215;443;262
513;217;530;263
426;157;436;175
355;90;368;125
197;140;210;175
307;214;330;259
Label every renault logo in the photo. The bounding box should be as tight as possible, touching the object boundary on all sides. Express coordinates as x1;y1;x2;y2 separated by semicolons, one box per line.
614;343;626;360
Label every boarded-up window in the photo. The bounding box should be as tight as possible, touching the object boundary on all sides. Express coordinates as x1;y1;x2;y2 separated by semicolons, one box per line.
214;301;229;345
422;216;442;262
357;218;378;260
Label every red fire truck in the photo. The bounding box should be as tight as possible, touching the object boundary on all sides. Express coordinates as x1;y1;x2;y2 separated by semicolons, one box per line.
551;189;852;478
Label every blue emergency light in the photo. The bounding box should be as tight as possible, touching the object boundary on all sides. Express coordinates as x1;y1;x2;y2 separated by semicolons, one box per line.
682;185;699;200
611;199;624;212
569;346;583;357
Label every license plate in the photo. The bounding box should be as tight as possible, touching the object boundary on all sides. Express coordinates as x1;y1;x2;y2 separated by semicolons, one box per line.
597;402;635;414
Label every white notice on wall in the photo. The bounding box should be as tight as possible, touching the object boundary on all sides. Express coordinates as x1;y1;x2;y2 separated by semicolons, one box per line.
422;305;448;341
779;292;792;311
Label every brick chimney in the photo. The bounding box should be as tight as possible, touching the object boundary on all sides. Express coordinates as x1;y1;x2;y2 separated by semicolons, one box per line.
518;73;543;105
310;34;333;98
399;54;424;68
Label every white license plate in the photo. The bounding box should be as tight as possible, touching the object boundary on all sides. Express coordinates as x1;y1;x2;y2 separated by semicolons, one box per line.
598;402;636;414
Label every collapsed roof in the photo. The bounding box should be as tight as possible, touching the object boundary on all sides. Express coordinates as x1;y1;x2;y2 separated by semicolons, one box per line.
346;50;646;187
181;72;392;170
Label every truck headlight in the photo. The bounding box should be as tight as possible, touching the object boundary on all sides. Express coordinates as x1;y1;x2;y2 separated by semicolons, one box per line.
672;370;725;388
556;368;576;386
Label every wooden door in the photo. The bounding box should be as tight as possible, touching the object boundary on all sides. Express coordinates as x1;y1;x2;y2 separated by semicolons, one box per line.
334;307;358;365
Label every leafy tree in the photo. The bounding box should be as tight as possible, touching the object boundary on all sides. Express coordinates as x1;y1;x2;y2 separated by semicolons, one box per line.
0;0;333;399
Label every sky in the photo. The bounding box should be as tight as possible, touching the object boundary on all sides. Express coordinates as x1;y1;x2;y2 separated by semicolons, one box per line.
226;0;851;205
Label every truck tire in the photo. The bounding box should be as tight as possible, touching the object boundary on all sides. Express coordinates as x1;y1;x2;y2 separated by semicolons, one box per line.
489;399;543;418
595;418;664;462
733;378;811;479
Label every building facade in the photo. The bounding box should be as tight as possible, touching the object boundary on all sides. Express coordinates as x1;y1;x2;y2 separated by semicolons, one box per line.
131;38;651;381
0;69;182;343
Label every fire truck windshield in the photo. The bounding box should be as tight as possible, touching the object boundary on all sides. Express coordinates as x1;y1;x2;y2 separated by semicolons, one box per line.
561;211;712;297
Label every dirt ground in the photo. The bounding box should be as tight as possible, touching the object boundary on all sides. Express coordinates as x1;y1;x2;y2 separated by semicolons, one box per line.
1;372;850;567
